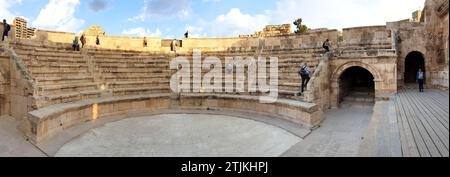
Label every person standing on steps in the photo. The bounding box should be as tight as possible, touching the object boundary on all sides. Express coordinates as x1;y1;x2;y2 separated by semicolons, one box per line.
299;63;311;94
72;36;80;51
143;37;148;47
323;39;331;53
2;19;11;42
417;68;425;93
80;34;86;48
96;35;100;45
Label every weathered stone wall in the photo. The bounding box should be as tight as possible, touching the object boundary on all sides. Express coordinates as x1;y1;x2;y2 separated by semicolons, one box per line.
423;0;449;90
0;54;11;117
9;53;34;121
328;25;397;108
34;30;163;51
387;21;426;88
341;26;392;46
33;28;339;52
182;29;339;51
83;35;163;51
388;0;449;90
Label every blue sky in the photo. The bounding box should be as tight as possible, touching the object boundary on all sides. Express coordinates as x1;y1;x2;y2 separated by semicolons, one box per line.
1;0;425;38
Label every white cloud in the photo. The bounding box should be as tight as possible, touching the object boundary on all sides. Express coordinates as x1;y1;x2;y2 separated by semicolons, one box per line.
268;0;426;30
122;27;162;37
202;0;425;37
129;0;190;22
211;8;270;37
165;35;175;39
0;0;22;22
185;25;207;38
32;0;84;32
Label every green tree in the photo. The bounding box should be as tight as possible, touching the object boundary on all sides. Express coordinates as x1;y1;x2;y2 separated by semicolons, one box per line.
294;18;309;34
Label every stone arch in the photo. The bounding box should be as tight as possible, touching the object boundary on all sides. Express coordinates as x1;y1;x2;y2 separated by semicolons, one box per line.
330;61;382;108
404;51;426;84
331;61;382;82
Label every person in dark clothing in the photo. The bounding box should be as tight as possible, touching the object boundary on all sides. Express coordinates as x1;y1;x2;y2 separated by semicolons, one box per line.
417;68;425;92
184;31;189;38
143;37;148;47
2;19;11;42
95;35;100;45
80;34;86;48
323;39;331;52
299;63;311;94
72;36;80;51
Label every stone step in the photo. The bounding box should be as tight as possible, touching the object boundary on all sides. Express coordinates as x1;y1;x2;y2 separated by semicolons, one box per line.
32;71;90;78
92;55;168;60
343;95;375;103
94;59;168;64
99;69;171;74
37;83;99;96
36;76;95;85
15;50;83;58
34;90;102;108
28;66;89;73
103;74;169;81
109;81;170;89
112;87;171;96
23;59;88;66
30;68;89;74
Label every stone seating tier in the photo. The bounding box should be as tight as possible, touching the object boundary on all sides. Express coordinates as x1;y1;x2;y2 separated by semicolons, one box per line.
35;76;94;85
179;50;321;100
11;41;325;107
10;44;175;109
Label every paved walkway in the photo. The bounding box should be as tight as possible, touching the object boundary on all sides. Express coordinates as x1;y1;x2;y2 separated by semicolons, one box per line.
395;89;449;157
282;102;374;157
0;116;46;157
358;100;402;157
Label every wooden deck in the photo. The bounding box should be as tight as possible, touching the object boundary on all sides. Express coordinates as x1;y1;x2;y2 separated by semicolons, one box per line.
395;89;449;157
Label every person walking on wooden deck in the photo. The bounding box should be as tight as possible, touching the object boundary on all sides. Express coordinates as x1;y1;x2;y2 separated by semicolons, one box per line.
417;68;425;92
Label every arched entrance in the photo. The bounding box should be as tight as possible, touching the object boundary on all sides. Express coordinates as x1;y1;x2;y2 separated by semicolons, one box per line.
404;51;425;84
338;66;375;103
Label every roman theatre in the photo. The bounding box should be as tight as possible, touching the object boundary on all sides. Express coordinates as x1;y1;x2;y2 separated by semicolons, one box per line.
0;0;448;157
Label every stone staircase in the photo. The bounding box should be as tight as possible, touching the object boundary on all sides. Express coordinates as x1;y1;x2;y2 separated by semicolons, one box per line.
12;43;99;108
88;49;171;97
343;91;375;103
10;42;174;108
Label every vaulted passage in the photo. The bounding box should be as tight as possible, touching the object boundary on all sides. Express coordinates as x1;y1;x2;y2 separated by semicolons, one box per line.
405;51;425;84
339;66;375;103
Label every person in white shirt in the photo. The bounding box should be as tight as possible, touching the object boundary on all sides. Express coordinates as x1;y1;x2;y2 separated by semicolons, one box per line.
416;68;425;92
